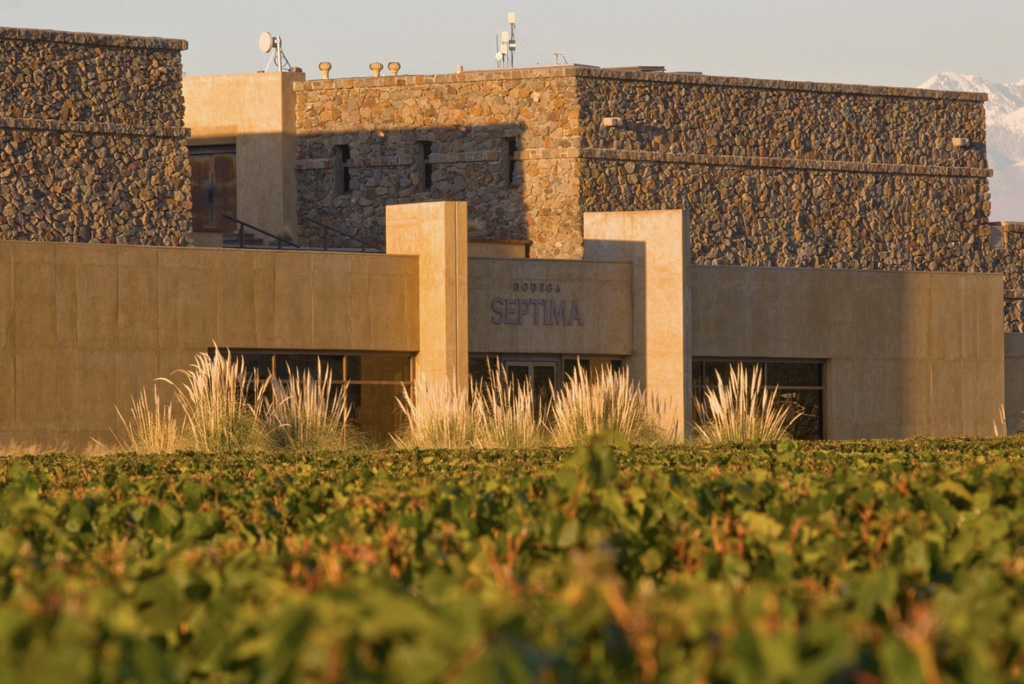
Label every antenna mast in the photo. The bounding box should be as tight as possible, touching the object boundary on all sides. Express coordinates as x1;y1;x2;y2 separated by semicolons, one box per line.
258;32;293;73
494;12;517;68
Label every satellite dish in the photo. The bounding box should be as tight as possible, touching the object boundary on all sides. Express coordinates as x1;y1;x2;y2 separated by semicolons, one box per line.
258;32;274;53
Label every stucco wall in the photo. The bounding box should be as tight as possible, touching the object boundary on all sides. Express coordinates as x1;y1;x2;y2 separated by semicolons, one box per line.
0;241;418;448
0;26;192;245
183;72;305;238
689;265;1005;438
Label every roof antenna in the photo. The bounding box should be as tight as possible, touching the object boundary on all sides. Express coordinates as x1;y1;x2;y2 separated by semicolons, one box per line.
495;12;516;68
258;32;293;73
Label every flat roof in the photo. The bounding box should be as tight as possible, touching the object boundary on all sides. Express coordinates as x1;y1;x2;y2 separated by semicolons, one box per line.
0;25;187;51
298;64;987;102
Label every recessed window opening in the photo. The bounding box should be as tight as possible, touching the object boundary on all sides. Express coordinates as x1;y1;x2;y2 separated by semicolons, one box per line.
692;358;825;440
333;144;352;194
209;349;413;436
418;141;433;190
506;137;519;185
470;354;626;416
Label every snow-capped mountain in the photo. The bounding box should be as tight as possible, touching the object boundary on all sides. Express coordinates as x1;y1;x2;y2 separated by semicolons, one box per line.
919;72;1024;221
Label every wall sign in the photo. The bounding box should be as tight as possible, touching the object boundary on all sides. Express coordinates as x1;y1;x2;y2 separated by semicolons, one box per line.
491;281;582;326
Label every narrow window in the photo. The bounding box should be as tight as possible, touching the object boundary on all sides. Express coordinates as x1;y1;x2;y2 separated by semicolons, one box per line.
418;141;433;190
333;144;352;194
506;137;519;185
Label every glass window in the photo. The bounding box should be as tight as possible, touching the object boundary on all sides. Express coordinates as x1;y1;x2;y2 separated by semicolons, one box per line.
692;358;825;440
210;349;413;439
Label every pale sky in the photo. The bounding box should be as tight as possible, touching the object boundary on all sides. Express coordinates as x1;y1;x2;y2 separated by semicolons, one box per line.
2;0;1022;88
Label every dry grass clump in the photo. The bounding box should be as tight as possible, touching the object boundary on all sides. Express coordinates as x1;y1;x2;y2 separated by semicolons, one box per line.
394;379;475;449
115;386;182;454
548;365;676;447
169;349;272;452
268;360;358;451
472;363;546;449
114;347;359;454
691;363;800;443
396;364;679;449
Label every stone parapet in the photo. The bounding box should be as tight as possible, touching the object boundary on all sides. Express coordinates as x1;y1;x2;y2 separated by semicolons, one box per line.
0;25;191;245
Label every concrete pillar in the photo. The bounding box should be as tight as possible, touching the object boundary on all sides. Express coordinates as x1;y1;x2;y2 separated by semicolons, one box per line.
583;208;690;432
385;201;468;388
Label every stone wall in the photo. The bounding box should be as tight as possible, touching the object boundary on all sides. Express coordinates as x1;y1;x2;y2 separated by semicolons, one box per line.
0;27;192;245
293;66;1008;321
294;70;583;257
574;72;995;274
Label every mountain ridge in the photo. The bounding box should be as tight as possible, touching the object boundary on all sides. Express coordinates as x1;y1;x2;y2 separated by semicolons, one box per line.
918;72;1024;221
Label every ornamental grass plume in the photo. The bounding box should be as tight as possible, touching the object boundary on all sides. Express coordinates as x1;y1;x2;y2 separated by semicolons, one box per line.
691;363;800;444
472;362;546;449
167;347;271;452
394;379;476;449
267;359;359;451
548;365;675;447
114;385;182;454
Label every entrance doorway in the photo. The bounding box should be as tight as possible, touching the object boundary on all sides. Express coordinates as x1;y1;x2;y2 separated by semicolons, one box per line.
503;357;558;412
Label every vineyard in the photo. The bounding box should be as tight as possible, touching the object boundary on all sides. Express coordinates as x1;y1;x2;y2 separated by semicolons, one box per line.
2;437;1024;683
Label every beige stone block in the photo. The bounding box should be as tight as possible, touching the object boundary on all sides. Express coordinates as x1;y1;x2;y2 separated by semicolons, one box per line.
76;349;120;437
156;251;181;351
253;263;276;349
0;242;12;350
930;361;963;435
930;280;962;361
117;348;161;415
899;360;934;428
118;249;160;349
215;266;258;347
176;267;219;351
13;246;57;350
74;262;118;350
898;281;931;359
0;354;15;434
54;251;77;349
15;347;58;432
274;253;314;348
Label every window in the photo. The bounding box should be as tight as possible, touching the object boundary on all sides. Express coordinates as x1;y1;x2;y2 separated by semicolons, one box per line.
692;358;824;440
470;354;625;415
417;141;433;190
333;144;352;194
212;349;413;438
506;137;519;185
188;144;237;234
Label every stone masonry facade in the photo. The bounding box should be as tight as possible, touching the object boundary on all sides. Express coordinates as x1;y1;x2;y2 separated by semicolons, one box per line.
295;66;1015;325
0;27;192;245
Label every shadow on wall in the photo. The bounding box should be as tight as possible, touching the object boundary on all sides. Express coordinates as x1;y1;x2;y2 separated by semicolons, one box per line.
293;124;533;251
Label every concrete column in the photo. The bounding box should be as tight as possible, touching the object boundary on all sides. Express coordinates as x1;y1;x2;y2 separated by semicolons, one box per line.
385;201;468;388
583;209;690;432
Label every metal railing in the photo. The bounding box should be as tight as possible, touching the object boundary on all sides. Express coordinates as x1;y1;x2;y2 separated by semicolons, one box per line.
221;215;301;250
308;219;384;252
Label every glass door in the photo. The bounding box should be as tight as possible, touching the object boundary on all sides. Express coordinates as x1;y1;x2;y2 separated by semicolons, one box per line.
504;358;559;414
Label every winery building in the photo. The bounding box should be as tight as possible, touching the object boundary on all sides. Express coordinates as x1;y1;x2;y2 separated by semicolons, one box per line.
0;25;1015;446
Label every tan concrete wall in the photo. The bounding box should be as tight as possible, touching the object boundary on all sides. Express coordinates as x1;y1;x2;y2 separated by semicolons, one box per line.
183;72;305;236
468;257;631;356
386;202;468;388
1004;334;1024;433
583;210;689;430
690;266;1005;438
0;241;418;449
